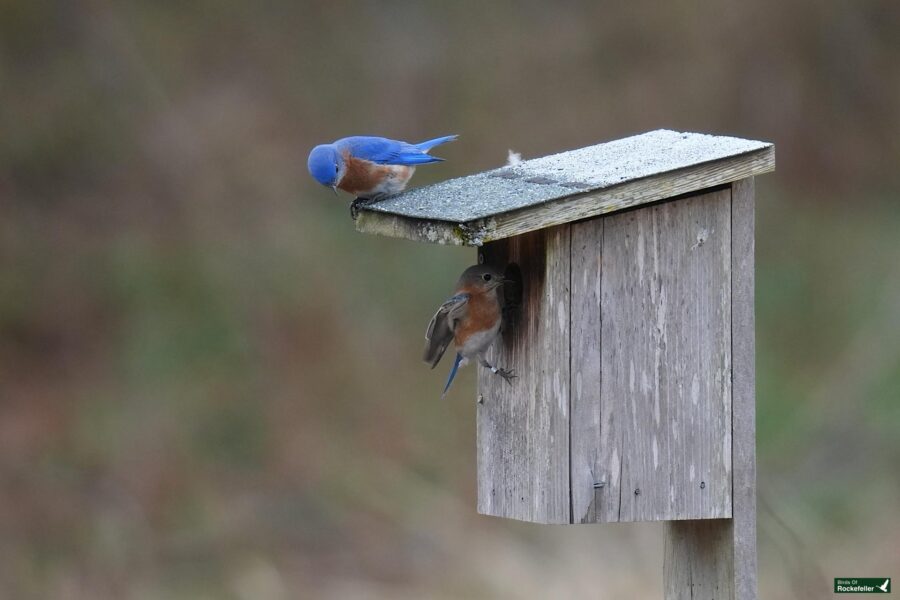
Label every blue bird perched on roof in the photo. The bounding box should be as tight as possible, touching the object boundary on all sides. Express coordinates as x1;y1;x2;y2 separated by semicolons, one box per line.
307;134;458;217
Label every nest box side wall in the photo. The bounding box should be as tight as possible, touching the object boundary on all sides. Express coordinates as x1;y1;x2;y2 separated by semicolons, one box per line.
476;186;738;525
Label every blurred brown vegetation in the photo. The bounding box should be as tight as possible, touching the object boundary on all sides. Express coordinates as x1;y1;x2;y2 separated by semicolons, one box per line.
1;1;899;598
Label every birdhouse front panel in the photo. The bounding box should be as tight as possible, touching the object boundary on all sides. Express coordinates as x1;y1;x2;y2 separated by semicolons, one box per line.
477;186;736;525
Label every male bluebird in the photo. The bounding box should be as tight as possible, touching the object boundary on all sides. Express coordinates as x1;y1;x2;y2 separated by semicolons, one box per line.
307;134;458;217
423;265;516;398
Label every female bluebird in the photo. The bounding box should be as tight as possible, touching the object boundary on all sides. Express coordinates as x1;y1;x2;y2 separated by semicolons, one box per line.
423;265;516;398
307;134;458;217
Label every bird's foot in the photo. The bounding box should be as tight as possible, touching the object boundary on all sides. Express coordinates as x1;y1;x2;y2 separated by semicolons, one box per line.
349;198;366;220
492;366;517;385
349;196;383;220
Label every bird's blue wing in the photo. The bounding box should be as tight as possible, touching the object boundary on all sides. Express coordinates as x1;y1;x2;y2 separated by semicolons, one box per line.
336;136;446;166
413;135;458;152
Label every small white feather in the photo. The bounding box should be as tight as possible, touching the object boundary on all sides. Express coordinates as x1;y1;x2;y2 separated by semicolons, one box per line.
506;149;523;166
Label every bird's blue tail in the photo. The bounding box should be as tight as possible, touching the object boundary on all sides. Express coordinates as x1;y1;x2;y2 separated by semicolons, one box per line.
415;134;458;153
441;353;463;398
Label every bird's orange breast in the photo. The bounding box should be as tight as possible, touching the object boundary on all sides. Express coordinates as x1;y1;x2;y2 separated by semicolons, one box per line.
454;288;500;346
337;155;387;195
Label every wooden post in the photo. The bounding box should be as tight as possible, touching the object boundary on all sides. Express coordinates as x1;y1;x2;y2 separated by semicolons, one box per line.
663;178;756;599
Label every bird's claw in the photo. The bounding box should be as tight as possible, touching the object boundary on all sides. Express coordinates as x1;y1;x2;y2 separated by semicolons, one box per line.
349;198;365;220
496;368;516;385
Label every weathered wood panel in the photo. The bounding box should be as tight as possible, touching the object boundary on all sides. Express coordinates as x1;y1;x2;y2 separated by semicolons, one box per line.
572;188;733;523
730;177;758;599
476;225;571;524
569;217;605;523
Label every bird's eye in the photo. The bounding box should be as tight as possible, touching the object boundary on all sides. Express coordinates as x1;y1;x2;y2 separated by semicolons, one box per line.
482;273;492;281
334;164;339;173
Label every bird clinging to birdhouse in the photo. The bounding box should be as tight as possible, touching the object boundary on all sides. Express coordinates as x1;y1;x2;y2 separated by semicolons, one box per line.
424;264;516;398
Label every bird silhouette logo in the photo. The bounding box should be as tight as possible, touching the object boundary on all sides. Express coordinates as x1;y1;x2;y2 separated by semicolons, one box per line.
877;578;890;593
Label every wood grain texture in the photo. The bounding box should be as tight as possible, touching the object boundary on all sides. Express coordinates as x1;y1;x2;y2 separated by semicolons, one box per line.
356;146;773;246
730;178;757;599
476;225;571;524
664;519;735;599
569;217;605;523
571;188;733;523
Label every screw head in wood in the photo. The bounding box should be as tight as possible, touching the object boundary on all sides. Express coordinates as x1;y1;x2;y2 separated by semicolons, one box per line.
700;481;706;489
477;394;484;405
634;488;641;496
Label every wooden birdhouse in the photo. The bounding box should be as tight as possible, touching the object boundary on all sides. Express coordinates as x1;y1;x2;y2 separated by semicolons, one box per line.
358;129;774;599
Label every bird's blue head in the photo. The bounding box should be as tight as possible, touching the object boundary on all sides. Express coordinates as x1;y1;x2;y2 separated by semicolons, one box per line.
307;144;345;190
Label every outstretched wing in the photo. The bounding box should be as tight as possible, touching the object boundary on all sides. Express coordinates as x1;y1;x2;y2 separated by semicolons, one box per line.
423;293;469;368
337;136;445;166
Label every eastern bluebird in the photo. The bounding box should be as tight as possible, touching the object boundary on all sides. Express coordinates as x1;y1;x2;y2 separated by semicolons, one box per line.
423;265;516;398
307;134;458;217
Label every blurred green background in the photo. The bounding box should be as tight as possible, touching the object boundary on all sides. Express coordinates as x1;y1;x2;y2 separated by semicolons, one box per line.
2;1;899;598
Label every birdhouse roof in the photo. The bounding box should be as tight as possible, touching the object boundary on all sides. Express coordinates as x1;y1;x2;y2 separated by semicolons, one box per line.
356;129;774;246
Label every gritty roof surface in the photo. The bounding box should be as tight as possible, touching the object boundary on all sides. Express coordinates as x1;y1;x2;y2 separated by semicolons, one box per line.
366;129;772;223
